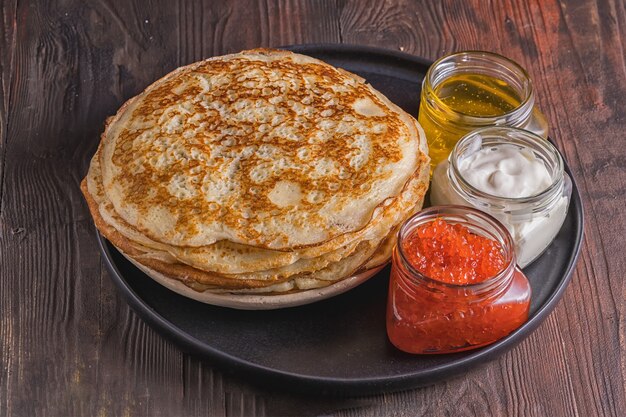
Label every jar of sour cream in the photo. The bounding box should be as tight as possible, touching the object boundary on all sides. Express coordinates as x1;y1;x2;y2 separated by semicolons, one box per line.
430;127;572;268
418;51;549;172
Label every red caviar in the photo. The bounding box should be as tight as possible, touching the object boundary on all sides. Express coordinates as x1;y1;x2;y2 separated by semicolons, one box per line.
403;218;506;284
387;208;531;354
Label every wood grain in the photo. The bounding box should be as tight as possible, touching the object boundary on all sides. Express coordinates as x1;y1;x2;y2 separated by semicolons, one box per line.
0;2;17;415
0;0;16;213
0;0;624;416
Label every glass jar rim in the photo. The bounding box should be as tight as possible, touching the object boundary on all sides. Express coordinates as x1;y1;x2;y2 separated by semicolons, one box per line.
396;205;517;291
424;50;534;125
449;126;565;205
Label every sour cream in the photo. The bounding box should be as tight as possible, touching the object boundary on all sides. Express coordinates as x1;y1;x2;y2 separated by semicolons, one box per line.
430;127;572;268
458;145;552;198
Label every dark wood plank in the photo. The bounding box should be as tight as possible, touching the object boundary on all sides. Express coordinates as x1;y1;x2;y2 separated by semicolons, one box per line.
0;0;17;209
0;3;18;416
0;0;624;416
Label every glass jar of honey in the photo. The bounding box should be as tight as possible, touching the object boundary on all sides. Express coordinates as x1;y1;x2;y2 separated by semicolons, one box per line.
387;206;531;354
418;51;549;172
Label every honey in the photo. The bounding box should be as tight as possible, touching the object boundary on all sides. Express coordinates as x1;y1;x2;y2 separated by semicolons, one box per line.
434;74;522;117
418;51;548;173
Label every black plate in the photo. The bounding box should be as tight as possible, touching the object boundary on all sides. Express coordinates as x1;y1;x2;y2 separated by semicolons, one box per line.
96;44;584;395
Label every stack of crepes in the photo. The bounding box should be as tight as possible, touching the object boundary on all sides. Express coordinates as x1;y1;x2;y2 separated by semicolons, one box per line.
81;49;430;301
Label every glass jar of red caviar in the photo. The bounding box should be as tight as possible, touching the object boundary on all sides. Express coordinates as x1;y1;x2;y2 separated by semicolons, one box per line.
387;205;531;354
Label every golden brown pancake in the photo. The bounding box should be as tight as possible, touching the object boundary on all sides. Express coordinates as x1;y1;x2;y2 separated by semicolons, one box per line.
84;141;428;277
82;48;430;302
98;48;426;249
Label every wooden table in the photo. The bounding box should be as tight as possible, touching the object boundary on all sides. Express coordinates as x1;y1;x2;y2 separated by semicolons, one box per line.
1;1;624;415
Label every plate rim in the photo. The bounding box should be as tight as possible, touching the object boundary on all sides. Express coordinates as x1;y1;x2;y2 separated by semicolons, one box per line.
95;43;585;395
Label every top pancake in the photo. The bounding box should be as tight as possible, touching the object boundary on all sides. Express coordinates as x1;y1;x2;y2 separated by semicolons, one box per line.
99;48;425;249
